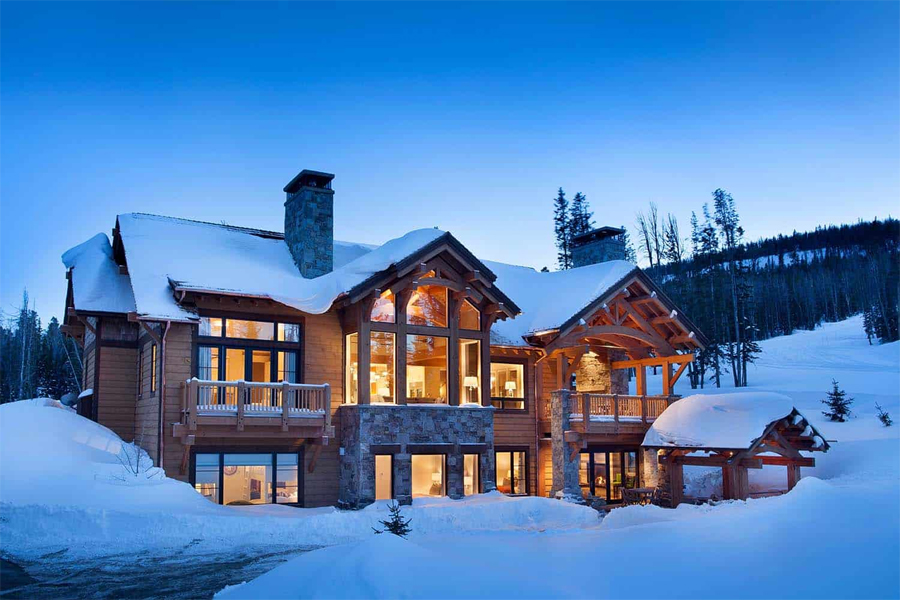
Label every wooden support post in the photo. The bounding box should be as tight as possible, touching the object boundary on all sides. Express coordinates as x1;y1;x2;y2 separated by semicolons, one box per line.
396;289;412;405
188;379;198;431
662;362;672;396
323;384;332;430
670;462;684;507
635;365;647;396
357;298;373;406
787;465;801;490
613;394;620;433
448;293;460;406
640;395;647;425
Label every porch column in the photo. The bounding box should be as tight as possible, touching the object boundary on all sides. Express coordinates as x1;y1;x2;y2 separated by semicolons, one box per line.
394;453;412;505
641;448;662;489
787;464;802;490
447;449;464;499
550;389;583;502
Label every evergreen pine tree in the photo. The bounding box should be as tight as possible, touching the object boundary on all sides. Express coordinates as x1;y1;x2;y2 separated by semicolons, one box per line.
553;188;572;270
863;306;877;345
875;403;893;427
373;501;412;538
822;379;853;422
620;227;638;263
569;192;594;237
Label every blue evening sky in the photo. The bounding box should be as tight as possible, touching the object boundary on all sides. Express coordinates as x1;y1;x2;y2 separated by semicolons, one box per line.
2;2;898;322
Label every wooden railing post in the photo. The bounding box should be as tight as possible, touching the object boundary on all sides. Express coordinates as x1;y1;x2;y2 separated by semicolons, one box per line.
582;393;591;434
323;383;332;429
641;395;647;425
236;381;246;431
281;382;290;431
613;394;620;433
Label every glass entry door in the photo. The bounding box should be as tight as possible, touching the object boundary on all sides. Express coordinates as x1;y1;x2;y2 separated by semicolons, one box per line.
581;450;639;502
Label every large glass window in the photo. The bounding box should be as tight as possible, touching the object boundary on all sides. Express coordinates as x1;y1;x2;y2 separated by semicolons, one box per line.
491;362;525;410
278;351;297;383
195;453;219;503
463;454;480;496
496;450;527;495
407;277;448;327
223;454;272;505
345;333;358;404
459;340;481;405
411;455;445;498
200;317;223;337
194;452;302;506
370;332;395;404
407;335;448;404
580;450;640;502
371;290;395;323
375;455;393;500
460;301;480;331
275;453;299;504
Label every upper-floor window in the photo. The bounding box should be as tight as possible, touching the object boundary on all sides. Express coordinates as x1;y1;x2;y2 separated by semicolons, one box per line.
460;300;480;331
407;272;447;327
200;317;300;342
371;290;395;323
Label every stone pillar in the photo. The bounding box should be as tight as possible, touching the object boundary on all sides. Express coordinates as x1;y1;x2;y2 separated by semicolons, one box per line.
338;407;361;509
394;453;412;505
641;448;661;489
480;449;497;493
447;450;464;499
550;389;584;502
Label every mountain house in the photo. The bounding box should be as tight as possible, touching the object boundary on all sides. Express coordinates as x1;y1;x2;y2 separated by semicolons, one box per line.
61;169;710;509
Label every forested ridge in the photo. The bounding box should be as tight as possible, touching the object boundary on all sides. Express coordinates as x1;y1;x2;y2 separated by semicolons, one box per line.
553;186;898;389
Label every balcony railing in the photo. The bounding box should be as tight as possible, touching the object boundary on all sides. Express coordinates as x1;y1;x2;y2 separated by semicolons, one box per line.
179;378;332;435
544;391;677;432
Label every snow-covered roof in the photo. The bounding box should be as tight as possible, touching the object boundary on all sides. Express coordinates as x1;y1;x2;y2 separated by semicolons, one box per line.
62;233;136;315
66;213;643;342
114;213;447;321
485;259;637;345
642;392;808;450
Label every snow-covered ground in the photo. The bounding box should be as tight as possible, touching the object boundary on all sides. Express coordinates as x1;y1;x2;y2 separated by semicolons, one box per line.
1;315;898;599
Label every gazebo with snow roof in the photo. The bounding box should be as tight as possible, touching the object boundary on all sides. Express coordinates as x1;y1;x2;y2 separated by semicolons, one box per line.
642;393;830;507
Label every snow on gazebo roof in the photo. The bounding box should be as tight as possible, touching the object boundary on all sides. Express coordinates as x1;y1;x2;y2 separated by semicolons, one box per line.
642;392;825;451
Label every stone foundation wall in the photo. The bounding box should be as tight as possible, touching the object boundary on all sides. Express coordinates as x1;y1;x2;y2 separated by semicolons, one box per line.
338;405;495;508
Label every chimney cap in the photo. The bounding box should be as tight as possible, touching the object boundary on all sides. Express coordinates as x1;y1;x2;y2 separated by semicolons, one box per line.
572;226;625;246
284;169;335;194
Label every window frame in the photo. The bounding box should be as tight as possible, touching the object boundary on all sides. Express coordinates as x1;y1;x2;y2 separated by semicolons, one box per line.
489;357;528;412
410;453;448;498
495;447;529;496
194;313;304;384
189;448;305;507
150;343;158;394
578;447;641;503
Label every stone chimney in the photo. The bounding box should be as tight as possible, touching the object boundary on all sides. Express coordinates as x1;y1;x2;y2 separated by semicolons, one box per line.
571;226;627;267
283;169;335;278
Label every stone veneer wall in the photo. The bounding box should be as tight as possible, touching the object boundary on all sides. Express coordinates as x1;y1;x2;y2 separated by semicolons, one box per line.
575;350;629;394
284;186;334;279
572;237;626;268
338;405;496;508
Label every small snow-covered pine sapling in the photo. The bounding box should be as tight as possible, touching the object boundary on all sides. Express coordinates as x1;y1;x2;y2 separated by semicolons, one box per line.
821;379;853;422
372;501;412;538
875;403;893;427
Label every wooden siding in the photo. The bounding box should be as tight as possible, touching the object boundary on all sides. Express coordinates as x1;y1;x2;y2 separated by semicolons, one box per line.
96;346;138;442
134;336;160;461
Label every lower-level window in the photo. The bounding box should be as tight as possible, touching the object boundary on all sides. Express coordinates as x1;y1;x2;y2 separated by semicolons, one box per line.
193;452;301;506
375;455;393;500
495;450;527;495
578;450;639;501
411;454;446;498
463;454;480;495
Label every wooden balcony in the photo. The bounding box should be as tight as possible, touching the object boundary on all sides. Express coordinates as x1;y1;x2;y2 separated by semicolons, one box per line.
173;378;333;442
543;392;678;438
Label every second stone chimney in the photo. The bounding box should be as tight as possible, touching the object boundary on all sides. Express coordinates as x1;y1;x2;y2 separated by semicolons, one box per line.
283;169;335;278
572;226;627;267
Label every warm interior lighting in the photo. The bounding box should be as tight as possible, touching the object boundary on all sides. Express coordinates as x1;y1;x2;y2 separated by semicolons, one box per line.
371;290;395;323
407;335;448;404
